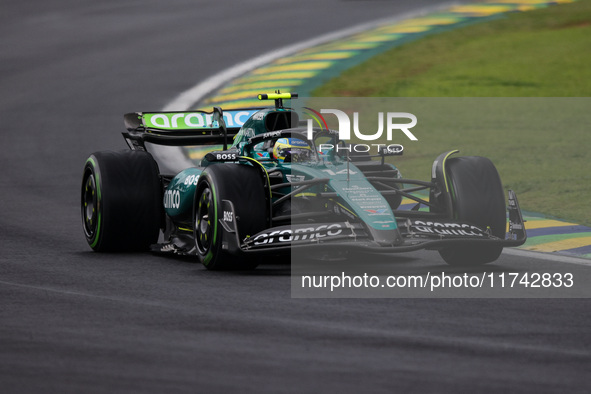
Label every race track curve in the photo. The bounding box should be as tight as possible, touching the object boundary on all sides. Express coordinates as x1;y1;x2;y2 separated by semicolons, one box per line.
1;1;589;392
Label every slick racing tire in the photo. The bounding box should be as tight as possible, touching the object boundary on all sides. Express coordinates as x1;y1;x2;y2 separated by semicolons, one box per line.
438;156;506;266
193;163;267;270
81;150;162;252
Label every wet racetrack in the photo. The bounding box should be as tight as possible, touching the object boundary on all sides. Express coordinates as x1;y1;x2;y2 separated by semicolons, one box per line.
1;1;589;392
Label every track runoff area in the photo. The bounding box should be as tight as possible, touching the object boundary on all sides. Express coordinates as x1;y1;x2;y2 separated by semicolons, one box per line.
174;0;590;263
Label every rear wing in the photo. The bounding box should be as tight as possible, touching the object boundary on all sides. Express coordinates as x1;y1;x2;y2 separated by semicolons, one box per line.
122;107;263;151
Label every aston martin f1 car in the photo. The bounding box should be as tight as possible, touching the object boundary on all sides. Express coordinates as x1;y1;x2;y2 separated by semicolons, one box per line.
81;93;526;269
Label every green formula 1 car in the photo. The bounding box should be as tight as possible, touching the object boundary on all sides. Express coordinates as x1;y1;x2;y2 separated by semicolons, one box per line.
81;93;526;269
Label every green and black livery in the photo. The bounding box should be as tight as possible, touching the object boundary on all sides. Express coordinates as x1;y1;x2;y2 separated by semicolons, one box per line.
81;93;526;269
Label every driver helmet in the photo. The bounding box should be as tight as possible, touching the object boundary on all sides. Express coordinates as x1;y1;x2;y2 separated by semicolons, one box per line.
273;138;312;163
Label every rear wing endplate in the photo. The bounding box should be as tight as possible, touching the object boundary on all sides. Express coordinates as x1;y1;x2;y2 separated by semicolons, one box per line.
122;107;263;150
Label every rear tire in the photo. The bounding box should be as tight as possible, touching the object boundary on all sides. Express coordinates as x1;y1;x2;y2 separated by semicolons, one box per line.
81;150;162;252
438;156;506;266
193;164;267;270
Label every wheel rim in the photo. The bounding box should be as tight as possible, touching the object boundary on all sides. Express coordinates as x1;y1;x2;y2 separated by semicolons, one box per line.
82;170;98;238
195;187;214;254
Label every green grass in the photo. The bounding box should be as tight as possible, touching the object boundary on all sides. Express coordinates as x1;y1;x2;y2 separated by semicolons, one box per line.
313;0;591;226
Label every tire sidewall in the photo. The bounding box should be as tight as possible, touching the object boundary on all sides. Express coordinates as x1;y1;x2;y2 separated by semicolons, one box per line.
439;156;506;265
448;156;506;237
82;155;103;248
194;172;220;267
193;163;267;270
81;150;162;252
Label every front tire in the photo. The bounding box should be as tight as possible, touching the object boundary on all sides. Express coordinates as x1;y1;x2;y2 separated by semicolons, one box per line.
438;156;506;266
81;150;162;252
193;163;267;270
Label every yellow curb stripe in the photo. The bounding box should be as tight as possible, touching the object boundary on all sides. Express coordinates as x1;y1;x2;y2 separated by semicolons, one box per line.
522;219;579;230
318;42;383;51
378;25;434;34
382;17;464;27
210;89;297;102
448;5;517;16
274;51;359;64
233;71;321;84
349;33;402;42
523;236;591;252
219;80;303;94
252;61;334;74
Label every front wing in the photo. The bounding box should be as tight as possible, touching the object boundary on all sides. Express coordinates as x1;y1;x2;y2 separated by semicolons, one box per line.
219;190;527;255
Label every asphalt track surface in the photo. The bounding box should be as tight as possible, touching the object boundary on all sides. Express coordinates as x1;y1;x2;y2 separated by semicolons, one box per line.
1;1;590;393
